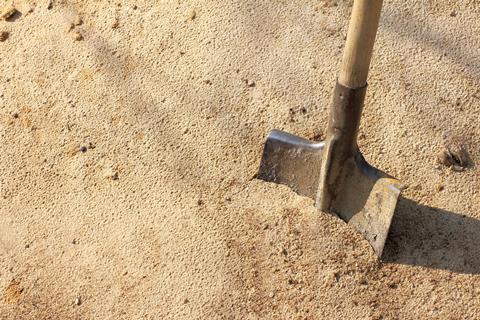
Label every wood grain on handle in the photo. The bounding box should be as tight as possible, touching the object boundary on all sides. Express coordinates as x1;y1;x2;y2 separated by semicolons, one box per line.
339;0;383;89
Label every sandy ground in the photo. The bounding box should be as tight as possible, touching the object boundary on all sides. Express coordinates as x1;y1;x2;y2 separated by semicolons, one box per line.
1;0;479;319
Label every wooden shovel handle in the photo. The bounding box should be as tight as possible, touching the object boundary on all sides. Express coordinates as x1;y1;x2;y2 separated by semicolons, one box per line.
339;0;383;89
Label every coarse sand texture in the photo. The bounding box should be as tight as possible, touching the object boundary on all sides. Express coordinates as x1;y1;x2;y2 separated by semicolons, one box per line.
1;0;479;319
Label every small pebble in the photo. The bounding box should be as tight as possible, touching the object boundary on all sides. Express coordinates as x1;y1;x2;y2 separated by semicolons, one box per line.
74;297;81;306
451;165;465;172
435;184;444;192
183;298;189;304
79;146;87;153
450;10;457;17
111;173;119;180
0;5;17;20
0;31;9;42
246;79;255;87
197;199;204;206
187;9;196;21
47;0;53;10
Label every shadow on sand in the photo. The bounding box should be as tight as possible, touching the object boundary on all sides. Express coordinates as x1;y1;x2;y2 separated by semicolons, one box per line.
383;197;480;275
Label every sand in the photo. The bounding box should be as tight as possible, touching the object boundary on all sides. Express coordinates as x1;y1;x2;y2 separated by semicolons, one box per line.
1;0;479;319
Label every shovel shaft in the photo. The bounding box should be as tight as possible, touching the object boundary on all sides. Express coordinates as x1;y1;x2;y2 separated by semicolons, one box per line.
339;0;383;89
318;0;384;211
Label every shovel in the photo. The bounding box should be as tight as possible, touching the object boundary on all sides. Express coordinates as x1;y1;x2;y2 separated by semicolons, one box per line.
257;0;402;258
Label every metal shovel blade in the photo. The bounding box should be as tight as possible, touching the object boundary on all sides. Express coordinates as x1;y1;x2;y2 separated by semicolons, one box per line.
258;129;402;257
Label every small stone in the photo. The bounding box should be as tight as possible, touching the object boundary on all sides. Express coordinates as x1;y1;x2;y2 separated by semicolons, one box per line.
187;9;196;21
450;10;457;17
111;173;119;181
0;31;9;42
246;79;255;87
225;196;231;202
435;184;444;192
183;298;189;304
0;5;17;20
71;239;77;244
111;18;119;29
268;291;275;298
451;165;465;172
79;146;87;153
74;297;81;305
72;31;83;41
197;199;204;206
12;112;18;118
47;0;53;10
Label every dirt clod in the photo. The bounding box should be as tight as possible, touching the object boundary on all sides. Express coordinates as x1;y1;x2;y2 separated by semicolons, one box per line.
437;140;469;169
72;31;83;41
3;281;23;304
74;16;83;26
0;31;9;41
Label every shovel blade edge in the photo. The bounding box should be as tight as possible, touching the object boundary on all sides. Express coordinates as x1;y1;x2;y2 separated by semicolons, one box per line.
257;129;324;199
